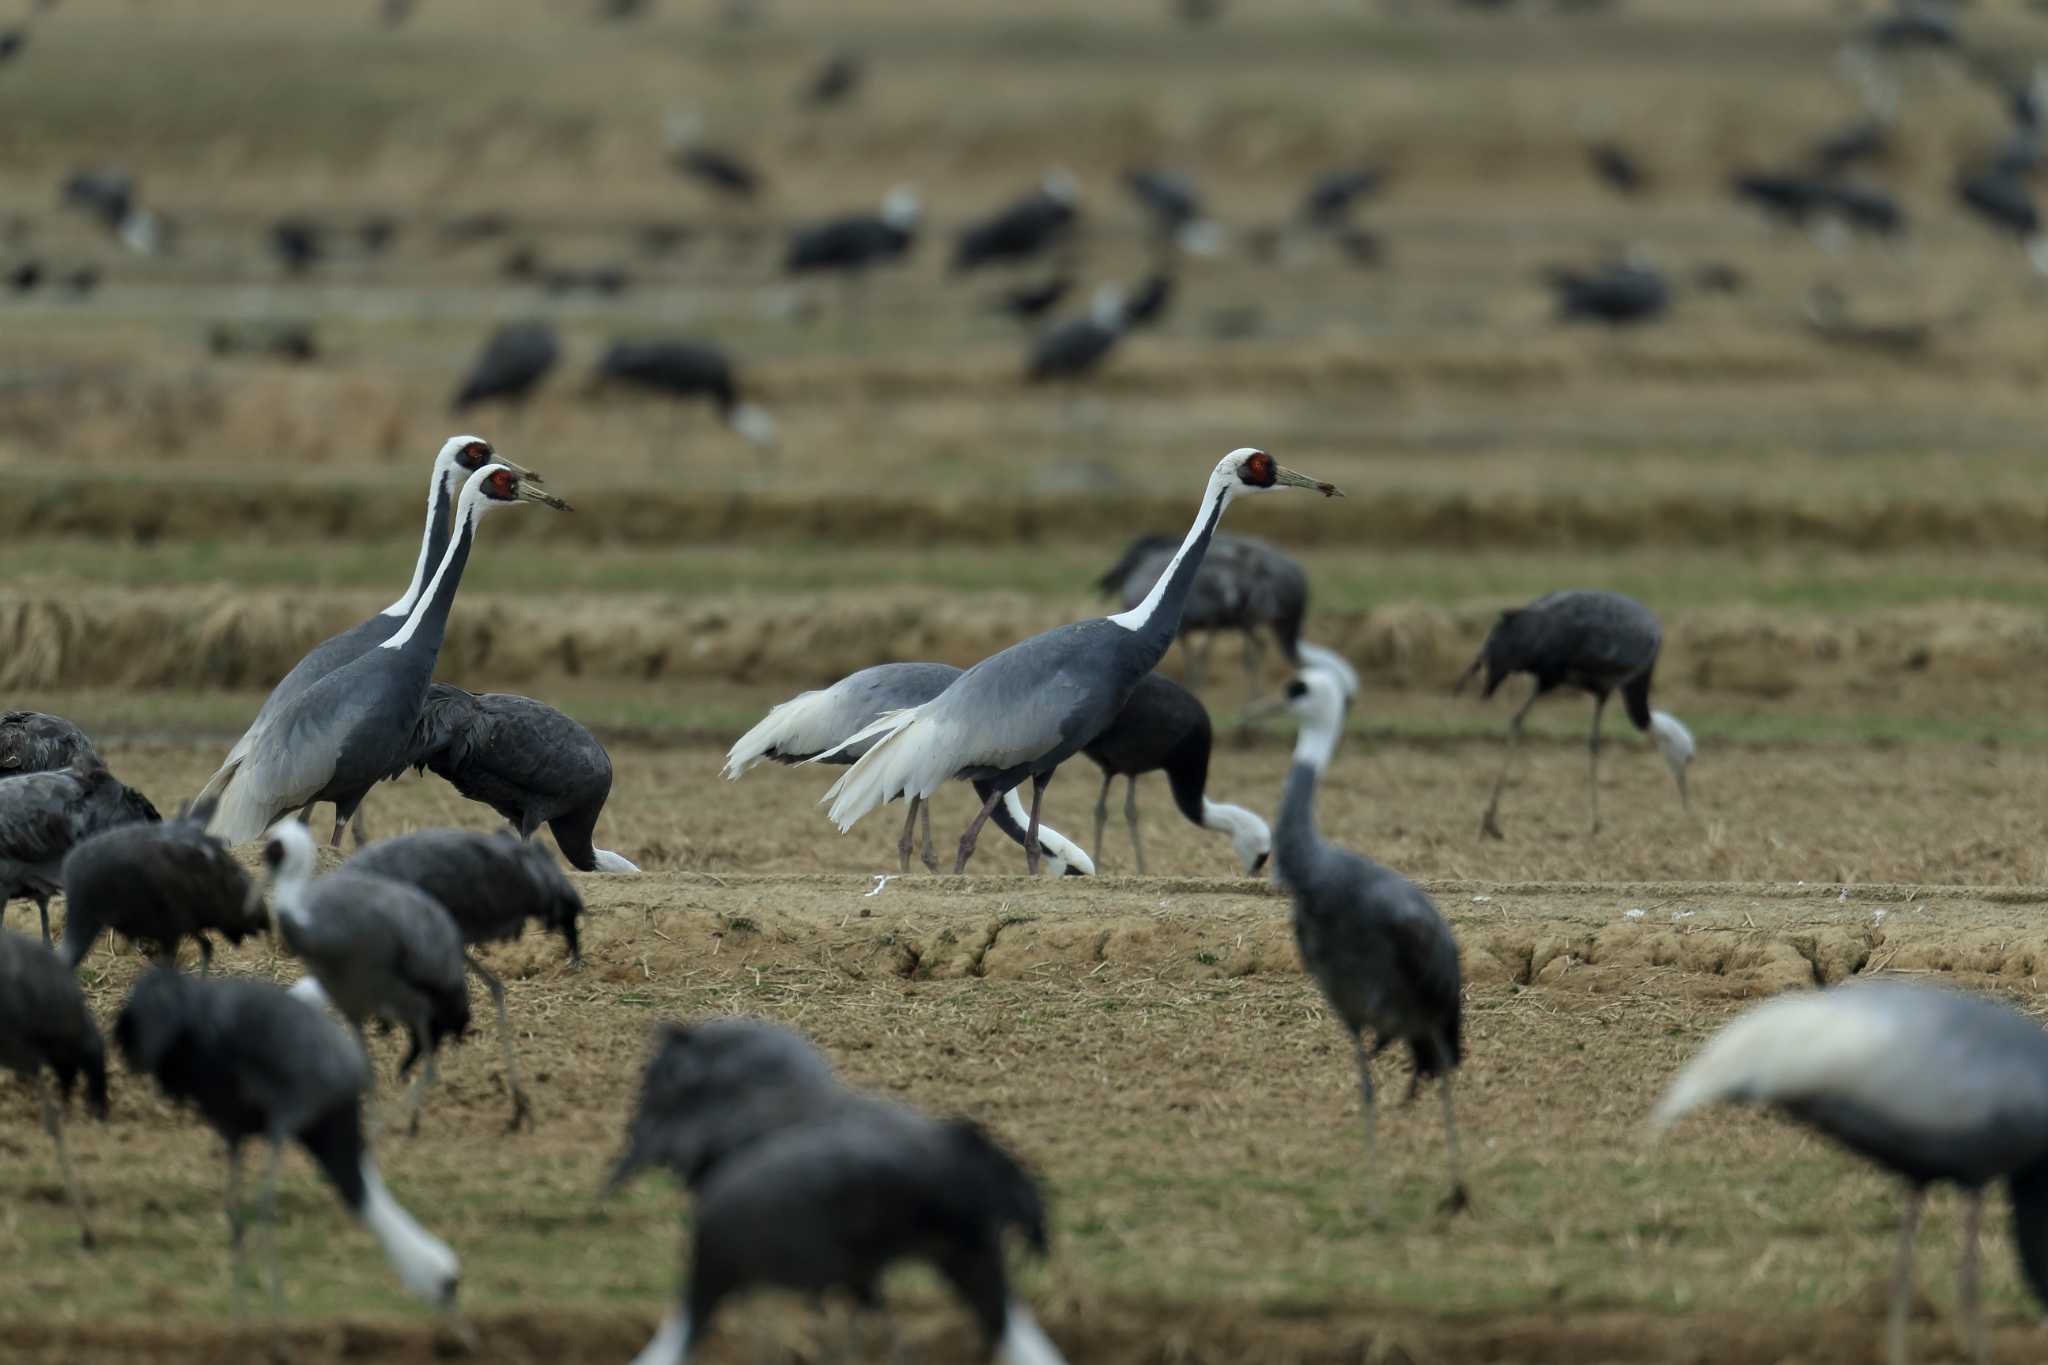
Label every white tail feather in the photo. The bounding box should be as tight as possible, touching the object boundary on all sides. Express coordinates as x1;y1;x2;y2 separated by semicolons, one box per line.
1651;988;1902;1130
725;686;843;779
817;706;949;831
201;758;278;845
593;849;641;873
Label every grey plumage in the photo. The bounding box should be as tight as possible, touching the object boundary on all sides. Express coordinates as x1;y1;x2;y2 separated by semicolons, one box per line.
1457;588;1694;838
393;684;630;872
346;827;586;1130
451;321;559;412
590;339;775;447
1655;981;2048;1365
61;797;264;971
0;710;97;773
1274;669;1468;1213
261;822;470;1135
0;759;161;945
114;967;462;1317
0;929;107;1248
1025;287;1124;382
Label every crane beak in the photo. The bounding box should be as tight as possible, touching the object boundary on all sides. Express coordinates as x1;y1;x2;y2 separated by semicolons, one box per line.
1274;465;1342;497
516;481;572;511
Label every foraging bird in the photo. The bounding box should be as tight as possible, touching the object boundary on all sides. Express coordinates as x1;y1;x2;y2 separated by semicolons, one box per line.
344;827;585;1131
724;662;1096;876
0;929;107;1248
1586;141;1648;196
1654;980;2048;1365
1456;589;1694;839
1957;168;2048;271
0;760;160;944
1731;170;1836;227
0;27;26;63
0;710;97;773
59;167;135;235
1545;260;1670;325
801;50;863;107
785;188;920;276
269;217;324;274
358;215;399;257
1081;671;1270;876
990;274;1073;322
1273;668;1468;1212
208;320;318;363
451;321;560;413
590;338;778;448
114;967;462;1318
194;437;530;845
261;821;470;1134
816;449;1339;874
953;172;1080;273
1122;271;1173;329
7;260;39;292
61;797;265;971
665;114;763;200
393;684;636;872
1025;285;1125;382
1826;181;1906;237
1124;167;1222;255
1299;167;1386;228
1808;117;1892;175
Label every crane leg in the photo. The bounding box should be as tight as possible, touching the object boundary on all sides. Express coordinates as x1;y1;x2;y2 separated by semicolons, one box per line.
1479;685;1542;840
1092;773;1113;869
34;891;50;947
466;953;533;1133
260;1138;286;1324
1887;1186;1924;1365
952;788;1004;874
195;934;215;975
895;797;920;874
1022;771;1053;877
918;798;937;873
350;803;370;848
37;1075;93;1250
402;1045;441;1138
1437;1072;1471;1214
1125;775;1147;876
1586;693;1608;835
1349;1033;1381;1220
1960;1188;1986;1365
1237;629;1265;740
225;1143;248;1317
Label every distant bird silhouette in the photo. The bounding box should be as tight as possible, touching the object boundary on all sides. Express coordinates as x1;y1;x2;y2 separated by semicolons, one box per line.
269;217;324;274
1125;167;1222;255
991;274;1072;322
1082;671;1270;875
1299;167;1385;227
61;797;266;971
451;320;559;413
0;760;160;944
1808;117;1892;175
62;265;100;296
1656;980;2048;1365
59;168;133;234
1860;5;1959;52
1957;168;2048;270
1274;669;1468;1213
953;172;1080;273
0;27;27;63
590;338;777;447
1456;589;1693;838
1691;261;1745;294
1731;170;1836;228
786;188;920;276
0;929;107;1248
801;50;863;107
1122;271;1173;329
7;260;39;292
1332;226;1384;267
209;320;318;363
0;711;98;773
1026;285;1125;381
666;113;762;199
1586;141;1648;196
1826;181;1906;237
1545;260;1669;325
359;215;399;256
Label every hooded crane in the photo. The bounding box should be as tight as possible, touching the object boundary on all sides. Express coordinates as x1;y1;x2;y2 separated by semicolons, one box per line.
0;929;107;1248
1654;980;2048;1365
451;322;560;414
115;967;462;1323
1274;669;1468;1213
1124;167;1222;256
665;112;763;199
394;684;637;872
952;172;1079;273
1082;671;1270;876
815;449;1339;874
590;338;778;449
199;464;570;846
194;435;527;846
1456;589;1694;839
724;662;1096;876
61;797;265;971
260;820;470;1135
0;759;160;944
0;710;97;773
785;188;919;277
341;827;585;1132
1025;285;1125;382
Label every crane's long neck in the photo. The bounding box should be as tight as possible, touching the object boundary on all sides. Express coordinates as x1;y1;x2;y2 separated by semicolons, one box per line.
1274;709;1340;889
382;465;456;619
1107;475;1233;660
378;494;482;659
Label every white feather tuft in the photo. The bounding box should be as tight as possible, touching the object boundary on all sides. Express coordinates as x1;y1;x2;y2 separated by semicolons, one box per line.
592;849;641;873
629;1306;692;1365
203;758;280;845
729;402;778;448
1651;988;1903;1131
998;1304;1070;1365
726;685;846;779
817;705;958;831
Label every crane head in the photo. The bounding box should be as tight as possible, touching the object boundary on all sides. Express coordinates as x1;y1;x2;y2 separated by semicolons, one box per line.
468;464;571;512
436;433;537;484
1218;447;1341;498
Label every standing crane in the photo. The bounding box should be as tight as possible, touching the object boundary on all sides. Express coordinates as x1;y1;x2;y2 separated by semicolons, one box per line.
61;796;265;971
1655;981;2048;1365
1081;671;1269;876
197;464;569;845
1273;669;1469;1213
196;435;527;846
952;171;1080;273
0;760;160;944
0;930;107;1248
451;322;560;413
590;338;778;449
1456;589;1693;839
815;450;1338;874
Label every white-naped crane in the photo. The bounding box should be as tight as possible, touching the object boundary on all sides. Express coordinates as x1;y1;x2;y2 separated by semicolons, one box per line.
1456;588;1693;839
1081;671;1269;876
341;827;585;1132
61;796;265;971
1272;668;1469;1214
725;662;1096;876
0;759;160;945
394;684;637;872
1655;980;2048;1365
115;967;464;1327
814;449;1339;874
194;435;528;846
259;821;470;1135
197;464;569;847
0;929;107;1248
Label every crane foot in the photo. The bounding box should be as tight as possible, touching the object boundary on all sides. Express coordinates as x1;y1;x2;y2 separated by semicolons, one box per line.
504;1092;534;1134
1438;1183;1472;1216
1479;812;1505;840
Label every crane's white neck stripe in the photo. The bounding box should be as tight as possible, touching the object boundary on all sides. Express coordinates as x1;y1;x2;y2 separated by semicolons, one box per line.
359;1158;461;1306
380;494;484;652
629;1307;691;1365
1107;479;1232;633
383;461;455;619
1291;715;1340;775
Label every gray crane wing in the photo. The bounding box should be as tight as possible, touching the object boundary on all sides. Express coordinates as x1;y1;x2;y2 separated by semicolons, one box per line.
0;772;82;865
234;683;379;817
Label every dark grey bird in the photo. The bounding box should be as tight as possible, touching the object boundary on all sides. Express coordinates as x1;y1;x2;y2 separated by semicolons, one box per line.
1861;5;1959;52
1299;167;1386;228
801;50;863;107
1272;668;1468;1213
665;113;763;200
260;821;469;1134
1025;285;1125;382
114;966;462;1320
0;27;27;63
198;464;569;846
0;710;97;774
61;265;100;297
1957;168;2048;270
1124;166;1222;254
1655;980;2048;1365
0;760;160;945
590;338;777;447
1586;141;1648;196
990;274;1072;322
61;797;265;971
0;929;107;1248
1730;170;1836;227
1332;226;1385;268
1545;260;1670;325
8;260;39;292
59;167;134;235
1122;271;1173;329
1808;117;1892;175
785;188;920;276
343;827;585;1131
358;215;399;256
1455;589;1694;839
194;436;527;846
725;663;1096;875
816;450;1339;874
451;321;559;413
269;217;324;274
1826;181;1907;237
208;320;319;364
1081;671;1270;876
1691;261;1745;295
952;172;1080;273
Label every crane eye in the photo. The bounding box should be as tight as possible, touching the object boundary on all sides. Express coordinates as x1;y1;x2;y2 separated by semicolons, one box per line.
1285;679;1308;699
1239;451;1274;487
459;440;492;468
490;470;516;497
